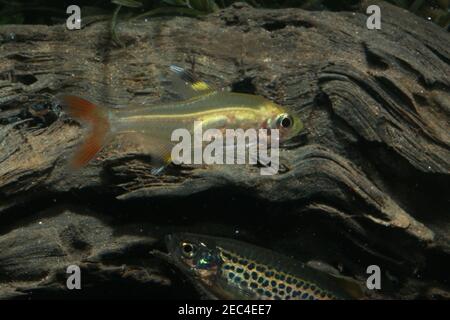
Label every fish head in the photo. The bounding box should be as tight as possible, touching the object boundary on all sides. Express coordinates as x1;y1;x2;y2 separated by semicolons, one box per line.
263;102;303;142
165;233;223;282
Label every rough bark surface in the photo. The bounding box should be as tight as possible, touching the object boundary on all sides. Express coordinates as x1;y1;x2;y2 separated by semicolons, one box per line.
0;2;449;299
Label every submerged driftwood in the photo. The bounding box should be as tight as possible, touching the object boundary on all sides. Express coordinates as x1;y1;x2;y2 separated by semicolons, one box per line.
0;2;449;299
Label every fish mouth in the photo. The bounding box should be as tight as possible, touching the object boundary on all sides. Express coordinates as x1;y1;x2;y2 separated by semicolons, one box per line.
161;234;195;275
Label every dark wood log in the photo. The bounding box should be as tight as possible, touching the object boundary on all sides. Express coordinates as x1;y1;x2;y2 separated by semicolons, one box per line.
0;1;449;299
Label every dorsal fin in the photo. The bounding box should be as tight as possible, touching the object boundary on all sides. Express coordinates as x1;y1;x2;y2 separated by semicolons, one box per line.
168;65;216;99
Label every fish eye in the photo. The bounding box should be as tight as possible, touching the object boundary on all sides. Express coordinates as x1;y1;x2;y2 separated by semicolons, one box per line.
278;114;293;129
181;242;195;258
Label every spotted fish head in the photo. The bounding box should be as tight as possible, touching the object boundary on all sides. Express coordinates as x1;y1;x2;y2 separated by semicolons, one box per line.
165;233;223;283
164;233;355;300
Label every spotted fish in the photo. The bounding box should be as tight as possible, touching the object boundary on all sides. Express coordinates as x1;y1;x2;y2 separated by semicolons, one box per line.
161;233;364;300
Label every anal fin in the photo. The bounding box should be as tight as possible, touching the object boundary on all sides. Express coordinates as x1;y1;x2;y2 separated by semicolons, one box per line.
119;132;174;174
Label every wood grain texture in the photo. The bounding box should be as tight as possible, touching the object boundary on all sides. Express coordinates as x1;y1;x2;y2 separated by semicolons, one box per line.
0;2;449;299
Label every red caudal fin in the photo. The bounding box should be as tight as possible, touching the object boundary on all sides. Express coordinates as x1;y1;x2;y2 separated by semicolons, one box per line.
59;95;110;169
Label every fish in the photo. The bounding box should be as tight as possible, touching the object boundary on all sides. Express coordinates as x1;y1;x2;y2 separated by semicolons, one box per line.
160;233;365;300
58;65;303;172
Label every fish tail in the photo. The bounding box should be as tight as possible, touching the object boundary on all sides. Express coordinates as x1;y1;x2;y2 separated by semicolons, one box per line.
59;95;110;168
